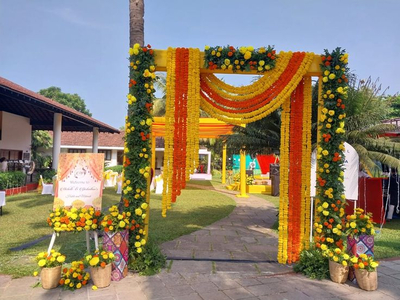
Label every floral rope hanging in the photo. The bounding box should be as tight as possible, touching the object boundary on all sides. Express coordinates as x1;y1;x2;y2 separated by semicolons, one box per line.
200;52;315;124
124;43;156;253
162;47;201;217
314;48;349;251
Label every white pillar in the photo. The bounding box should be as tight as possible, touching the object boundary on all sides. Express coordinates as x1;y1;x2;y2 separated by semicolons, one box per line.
207;151;211;175
52;113;62;171
92;127;99;153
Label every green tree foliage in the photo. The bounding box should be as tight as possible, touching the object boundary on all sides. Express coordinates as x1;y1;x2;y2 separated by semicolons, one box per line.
38;86;92;116
221;110;281;157
388;95;400;118
31;130;52;168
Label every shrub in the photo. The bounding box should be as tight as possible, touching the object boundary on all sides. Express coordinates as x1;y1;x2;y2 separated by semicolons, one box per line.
293;248;329;280
0;171;26;190
128;239;166;276
37;169;57;183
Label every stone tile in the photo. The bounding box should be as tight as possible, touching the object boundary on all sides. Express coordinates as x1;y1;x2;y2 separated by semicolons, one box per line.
194;250;232;260
87;284;116;297
198;291;231;300
176;242;211;251
89;294;120;300
169;260;213;274
116;291;147;300
190;230;210;236
196;235;230;243
0;275;12;288
157;273;187;287
209;277;242;290
246;282;290;296
162;249;194;259
211;244;247;252
173;294;203;300
8;276;37;287
190;281;219;293
1;284;35;298
255;263;293;275
141;286;171;299
59;287;89;300
215;262;258;273
209;230;239;237
223;287;256;299
234;278;262;287
167;284;195;297
30;288;62;300
180;273;212;284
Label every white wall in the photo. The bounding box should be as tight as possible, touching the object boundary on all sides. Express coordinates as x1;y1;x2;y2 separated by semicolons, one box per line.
0;111;32;155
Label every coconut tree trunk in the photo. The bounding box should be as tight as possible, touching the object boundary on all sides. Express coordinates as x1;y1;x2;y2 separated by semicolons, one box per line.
129;0;144;47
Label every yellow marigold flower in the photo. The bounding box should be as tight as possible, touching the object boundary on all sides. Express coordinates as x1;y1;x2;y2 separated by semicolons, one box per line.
244;51;251;60
92;285;98;290
322;202;329;208
343;254;349;260
135;242;141;248
119;221;126;228
320;244;327;250
133;43;140;49
146;118;152;126
350;222;356;228
129;48;134;56
38;259;46;267
224;59;230;66
211;50;216;55
322;77;328;83
33;271;38;276
141;203;148;209
358;262;365;269
324;70;330;76
135;208;143;216
333;256;339;262
259;60;265;66
265;65;271;70
141;239;146;246
137;247;142;253
371;262;379;268
57;255;65;263
65;279;70;285
323;210;329;216
133;48;139;55
216;52;221;57
205;45;210;50
234;60;239;65
342;261;348;266
329;73;336;80
322;150;329;156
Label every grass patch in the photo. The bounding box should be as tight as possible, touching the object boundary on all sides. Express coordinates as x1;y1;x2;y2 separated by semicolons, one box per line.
374;220;400;259
0;186;235;277
149;186;235;243
188;177;224;189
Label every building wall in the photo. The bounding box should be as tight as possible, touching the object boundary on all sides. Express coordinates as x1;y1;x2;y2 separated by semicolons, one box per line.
0;111;32;158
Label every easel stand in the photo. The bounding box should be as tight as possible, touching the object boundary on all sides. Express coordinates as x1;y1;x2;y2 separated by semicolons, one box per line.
47;231;99;255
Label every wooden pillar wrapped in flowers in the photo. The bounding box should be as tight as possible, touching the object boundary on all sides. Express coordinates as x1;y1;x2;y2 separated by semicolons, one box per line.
100;206;132;281
345;208;376;282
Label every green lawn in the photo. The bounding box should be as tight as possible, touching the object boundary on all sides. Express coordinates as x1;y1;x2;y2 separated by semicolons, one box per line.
0;186;235;277
374;220;400;259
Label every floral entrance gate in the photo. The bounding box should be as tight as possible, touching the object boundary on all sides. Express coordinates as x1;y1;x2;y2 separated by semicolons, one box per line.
123;44;349;264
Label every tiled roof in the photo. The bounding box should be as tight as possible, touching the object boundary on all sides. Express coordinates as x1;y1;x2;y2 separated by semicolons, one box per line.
0;77;119;133
48;131;125;147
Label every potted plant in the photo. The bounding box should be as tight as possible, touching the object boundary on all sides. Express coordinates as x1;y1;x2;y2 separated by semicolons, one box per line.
59;260;90;291
85;248;115;288
100;205;132;281
35;250;66;289
323;248;351;284
345;208;376;254
350;254;379;291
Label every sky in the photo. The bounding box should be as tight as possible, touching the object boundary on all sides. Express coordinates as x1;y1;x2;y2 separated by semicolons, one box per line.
1;0;399;129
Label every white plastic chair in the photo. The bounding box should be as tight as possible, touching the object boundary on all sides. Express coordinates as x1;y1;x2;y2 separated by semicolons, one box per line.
40;175;53;195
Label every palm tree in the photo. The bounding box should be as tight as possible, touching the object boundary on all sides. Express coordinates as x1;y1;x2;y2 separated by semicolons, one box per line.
129;0;144;47
221;110;281;156
343;76;400;174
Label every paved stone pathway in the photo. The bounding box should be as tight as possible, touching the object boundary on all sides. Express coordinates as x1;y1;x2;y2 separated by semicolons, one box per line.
1;184;400;299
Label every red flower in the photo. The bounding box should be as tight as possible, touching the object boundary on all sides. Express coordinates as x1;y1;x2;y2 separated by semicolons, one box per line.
142;47;147;52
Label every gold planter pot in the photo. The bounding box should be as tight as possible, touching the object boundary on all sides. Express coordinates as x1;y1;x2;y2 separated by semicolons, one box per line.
329;260;349;284
90;263;112;288
40;265;62;289
354;268;378;291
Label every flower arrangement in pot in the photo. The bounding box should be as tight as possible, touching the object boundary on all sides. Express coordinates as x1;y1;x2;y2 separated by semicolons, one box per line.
85;248;115;288
35;250;66;289
350;254;379;291
100;205;132;281
59;260;90;291
345;208;376;237
323;248;351;284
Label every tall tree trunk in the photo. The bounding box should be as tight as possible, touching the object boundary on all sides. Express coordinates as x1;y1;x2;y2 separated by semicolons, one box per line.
129;0;144;47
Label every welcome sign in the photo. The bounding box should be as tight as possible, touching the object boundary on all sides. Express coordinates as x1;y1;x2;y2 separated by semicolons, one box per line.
53;153;104;210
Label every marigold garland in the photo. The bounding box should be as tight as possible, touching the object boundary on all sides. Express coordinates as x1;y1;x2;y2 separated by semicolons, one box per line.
314;48;349;252
200;52;315;124
204;45;277;72
126;43;156;253
278;99;290;264
162;47;201;217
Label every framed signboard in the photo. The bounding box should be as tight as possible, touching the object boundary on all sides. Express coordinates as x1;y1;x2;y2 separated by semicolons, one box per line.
53;153;105;210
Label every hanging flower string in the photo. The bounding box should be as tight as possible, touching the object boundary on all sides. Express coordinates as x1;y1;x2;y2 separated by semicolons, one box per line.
162;47;201;216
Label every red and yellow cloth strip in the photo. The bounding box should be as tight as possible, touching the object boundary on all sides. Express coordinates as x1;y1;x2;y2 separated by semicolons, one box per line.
199;52;314;124
162;47;200;217
278;77;312;264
